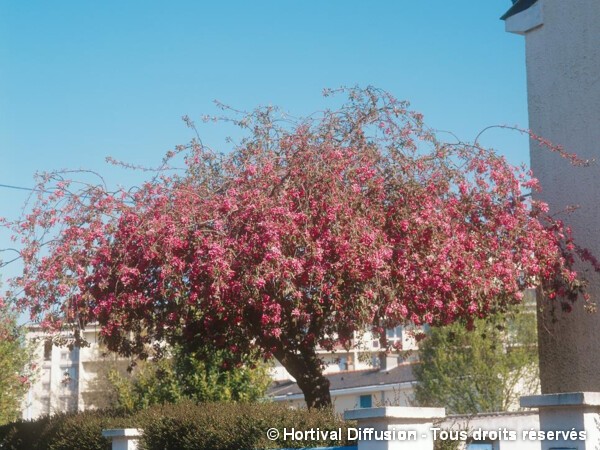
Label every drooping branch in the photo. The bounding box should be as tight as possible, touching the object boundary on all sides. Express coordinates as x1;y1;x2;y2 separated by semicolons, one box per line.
3;86;599;408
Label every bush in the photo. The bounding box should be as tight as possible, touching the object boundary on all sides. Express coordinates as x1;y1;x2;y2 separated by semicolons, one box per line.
0;416;51;450
0;402;353;450
0;409;134;450
138;401;354;450
43;410;134;450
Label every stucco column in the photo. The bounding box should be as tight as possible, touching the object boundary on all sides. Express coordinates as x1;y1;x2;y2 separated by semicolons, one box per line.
102;429;142;450
344;407;446;450
505;0;600;395
521;392;600;449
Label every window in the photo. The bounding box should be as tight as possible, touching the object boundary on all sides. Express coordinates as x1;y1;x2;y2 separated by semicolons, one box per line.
41;396;51;415
371;355;379;367
59;395;77;412
338;357;347;371
43;340;52;361
61;347;80;362
359;394;372;408
386;326;403;343
61;366;78;389
467;444;493;450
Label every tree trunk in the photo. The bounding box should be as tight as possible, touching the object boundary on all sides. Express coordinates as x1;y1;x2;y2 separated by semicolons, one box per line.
274;348;332;409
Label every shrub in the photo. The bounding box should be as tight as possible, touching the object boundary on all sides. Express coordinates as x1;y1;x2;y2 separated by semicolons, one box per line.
138;401;354;450
0;416;51;450
0;409;134;450
0;402;353;450
44;410;133;450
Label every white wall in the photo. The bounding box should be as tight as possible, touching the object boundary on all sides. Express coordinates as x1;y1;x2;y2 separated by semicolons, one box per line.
441;412;540;450
509;0;600;394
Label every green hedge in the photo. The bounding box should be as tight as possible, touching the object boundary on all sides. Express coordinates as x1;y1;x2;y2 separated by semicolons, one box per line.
138;401;354;450
0;409;134;450
0;402;354;450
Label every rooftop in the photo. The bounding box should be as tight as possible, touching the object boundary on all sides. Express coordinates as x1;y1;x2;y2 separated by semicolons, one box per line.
267;363;417;398
500;0;539;20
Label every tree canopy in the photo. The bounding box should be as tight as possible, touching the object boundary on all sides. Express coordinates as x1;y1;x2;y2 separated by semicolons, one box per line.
4;87;598;408
107;345;271;412
0;306;34;424
414;300;539;414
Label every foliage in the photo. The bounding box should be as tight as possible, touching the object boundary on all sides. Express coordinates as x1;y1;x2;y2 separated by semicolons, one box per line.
414;300;539;414
0;416;51;450
138;401;354;450
5;86;599;408
0;409;133;450
77;354;131;410
0;402;352;450
40;410;129;450
0;306;35;425
434;436;462;450
108;345;271;412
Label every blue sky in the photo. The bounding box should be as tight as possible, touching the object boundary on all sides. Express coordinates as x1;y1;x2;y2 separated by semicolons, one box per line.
0;1;529;280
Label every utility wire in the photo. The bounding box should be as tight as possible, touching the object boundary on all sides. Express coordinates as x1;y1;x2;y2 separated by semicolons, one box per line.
0;183;54;194
0;183;37;192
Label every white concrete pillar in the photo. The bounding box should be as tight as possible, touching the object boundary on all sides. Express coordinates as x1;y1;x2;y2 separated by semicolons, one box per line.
344;406;445;450
102;429;142;450
521;392;600;450
505;0;600;395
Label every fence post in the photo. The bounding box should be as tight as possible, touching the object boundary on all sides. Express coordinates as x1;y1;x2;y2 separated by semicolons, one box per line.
521;392;600;449
344;406;445;450
102;428;143;450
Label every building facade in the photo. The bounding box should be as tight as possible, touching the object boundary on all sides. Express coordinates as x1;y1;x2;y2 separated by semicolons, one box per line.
22;324;419;419
22;325;125;420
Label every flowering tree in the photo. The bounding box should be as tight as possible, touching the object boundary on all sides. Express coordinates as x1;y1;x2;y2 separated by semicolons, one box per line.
4;87;598;408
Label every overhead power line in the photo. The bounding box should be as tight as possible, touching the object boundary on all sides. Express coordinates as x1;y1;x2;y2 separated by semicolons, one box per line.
0;183;37;192
0;183;55;194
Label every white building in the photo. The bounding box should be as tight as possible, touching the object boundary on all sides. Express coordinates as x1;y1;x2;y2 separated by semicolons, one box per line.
22;323;419;420
269;325;420;381
268;325;421;414
505;0;600;398
23;314;538;419
268;363;417;414
22;325;126;420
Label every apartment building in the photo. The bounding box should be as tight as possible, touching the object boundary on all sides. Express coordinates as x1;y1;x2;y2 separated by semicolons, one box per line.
22;324;420;419
22;325;125;420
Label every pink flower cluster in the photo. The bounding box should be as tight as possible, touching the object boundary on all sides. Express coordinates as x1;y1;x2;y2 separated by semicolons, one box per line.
5;87;598;365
